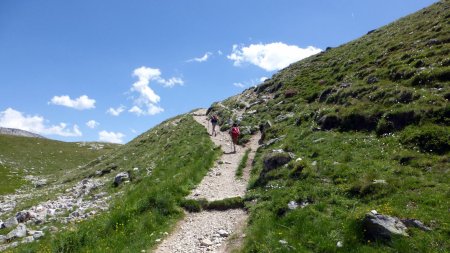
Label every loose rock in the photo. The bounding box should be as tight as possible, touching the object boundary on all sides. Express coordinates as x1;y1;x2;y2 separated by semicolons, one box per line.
114;172;130;187
4;216;18;228
362;212;408;241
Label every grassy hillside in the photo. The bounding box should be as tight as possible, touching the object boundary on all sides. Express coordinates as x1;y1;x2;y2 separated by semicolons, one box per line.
15;114;220;252
208;1;449;252
0;134;118;195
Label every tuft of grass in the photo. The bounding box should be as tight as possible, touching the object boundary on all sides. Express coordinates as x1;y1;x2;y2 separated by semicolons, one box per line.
180;197;245;212
236;149;251;178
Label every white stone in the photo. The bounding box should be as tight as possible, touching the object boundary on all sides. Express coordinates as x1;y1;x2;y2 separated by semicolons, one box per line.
201;238;214;247
287;201;298;210
32;231;45;239
337;241;343;247
371;210;378;215
217;229;229;237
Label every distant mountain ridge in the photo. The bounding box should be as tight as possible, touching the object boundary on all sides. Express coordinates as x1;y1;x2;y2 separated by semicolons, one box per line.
0;127;45;138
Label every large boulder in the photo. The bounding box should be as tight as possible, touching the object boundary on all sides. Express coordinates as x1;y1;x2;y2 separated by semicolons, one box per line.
6;224;27;240
114;172;130;187
362;212;408;241
263;150;292;171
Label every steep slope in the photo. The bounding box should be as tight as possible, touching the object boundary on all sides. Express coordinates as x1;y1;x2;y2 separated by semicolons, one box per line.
0;128;44;139
206;1;449;252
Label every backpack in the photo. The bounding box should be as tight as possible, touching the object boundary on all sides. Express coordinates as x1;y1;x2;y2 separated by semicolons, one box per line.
211;115;218;123
231;126;240;137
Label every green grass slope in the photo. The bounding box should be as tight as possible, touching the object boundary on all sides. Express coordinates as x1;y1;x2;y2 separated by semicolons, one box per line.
208;1;449;252
0;134;118;195
15;114;220;252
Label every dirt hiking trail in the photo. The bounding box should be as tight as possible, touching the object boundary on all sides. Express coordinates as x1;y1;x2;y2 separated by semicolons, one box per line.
154;109;260;253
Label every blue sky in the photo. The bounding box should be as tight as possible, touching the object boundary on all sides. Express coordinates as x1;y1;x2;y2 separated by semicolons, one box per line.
0;0;438;143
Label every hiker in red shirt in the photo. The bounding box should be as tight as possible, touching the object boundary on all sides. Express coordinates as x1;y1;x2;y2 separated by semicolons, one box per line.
229;123;240;153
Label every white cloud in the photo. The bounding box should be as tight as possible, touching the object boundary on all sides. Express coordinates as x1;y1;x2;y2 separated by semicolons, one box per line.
107;105;126;116
86;120;99;129
128;106;145;116
233;82;245;88
99;130;125;144
227;42;322;71
157;77;184;88
217;50;223;55
147;104;164;115
0;108;82;137
260;76;269;82
187;52;212;63
129;66;180;116
49;95;96;110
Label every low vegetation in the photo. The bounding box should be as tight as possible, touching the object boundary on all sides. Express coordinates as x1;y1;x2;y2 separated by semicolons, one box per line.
236;149;251;178
180;197;245;212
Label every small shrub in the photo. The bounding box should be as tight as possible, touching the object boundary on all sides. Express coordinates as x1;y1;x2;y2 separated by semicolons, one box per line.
289;160;307;179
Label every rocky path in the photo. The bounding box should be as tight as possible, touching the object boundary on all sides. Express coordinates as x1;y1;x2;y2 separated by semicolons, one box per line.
154;109;260;253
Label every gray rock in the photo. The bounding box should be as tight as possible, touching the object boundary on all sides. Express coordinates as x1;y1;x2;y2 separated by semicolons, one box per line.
401;219;432;231
6;224;27;240
287;201;298;210
21;236;34;243
218;229;229;237
275;113;294;122
0;235;5;243
114;172;130;186
367;76;379;84
34;179;47;188
362;212;408;241
4;216;18;228
200;238;214;247
32;231;45;239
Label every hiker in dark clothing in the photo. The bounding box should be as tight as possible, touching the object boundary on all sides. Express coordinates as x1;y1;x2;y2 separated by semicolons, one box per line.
210;114;219;136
